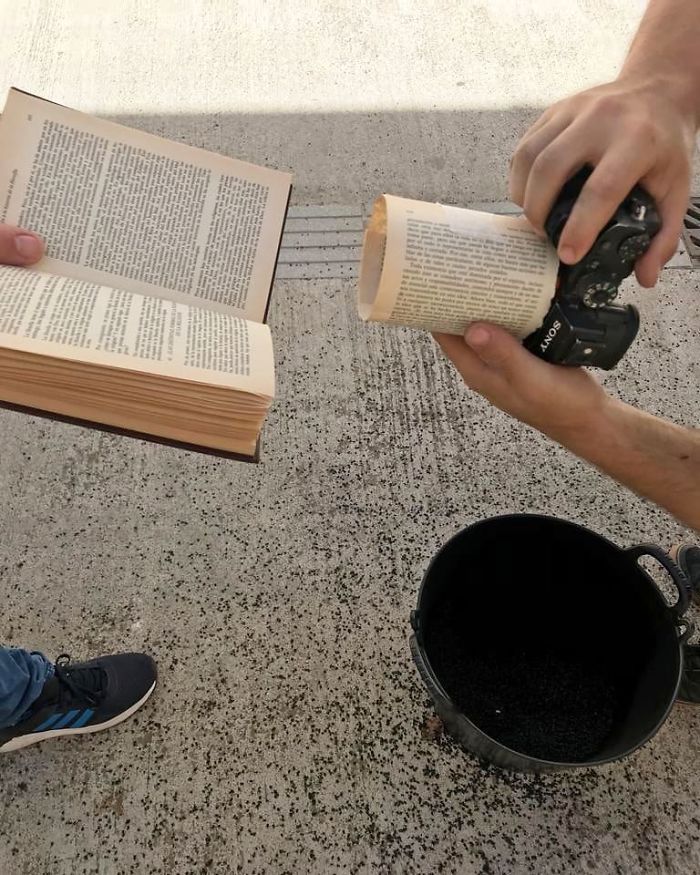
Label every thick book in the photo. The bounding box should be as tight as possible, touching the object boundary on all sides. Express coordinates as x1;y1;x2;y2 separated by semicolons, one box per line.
0;89;292;460
358;194;558;337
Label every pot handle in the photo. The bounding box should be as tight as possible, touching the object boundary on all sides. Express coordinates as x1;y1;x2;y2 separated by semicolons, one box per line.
626;544;692;630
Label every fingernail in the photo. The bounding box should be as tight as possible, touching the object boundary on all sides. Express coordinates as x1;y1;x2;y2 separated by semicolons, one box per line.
559;245;576;264
15;234;43;259
465;325;490;348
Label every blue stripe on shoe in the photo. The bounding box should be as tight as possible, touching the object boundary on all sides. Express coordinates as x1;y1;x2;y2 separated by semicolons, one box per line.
52;709;81;730
69;709;95;729
33;713;62;732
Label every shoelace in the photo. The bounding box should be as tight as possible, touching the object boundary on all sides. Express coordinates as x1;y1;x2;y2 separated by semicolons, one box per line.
54;654;107;708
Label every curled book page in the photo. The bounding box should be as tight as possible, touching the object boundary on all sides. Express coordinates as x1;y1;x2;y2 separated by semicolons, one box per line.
358;194;558;338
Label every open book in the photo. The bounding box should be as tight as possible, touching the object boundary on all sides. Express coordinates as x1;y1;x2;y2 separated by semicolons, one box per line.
358;194;558;338
0;89;292;459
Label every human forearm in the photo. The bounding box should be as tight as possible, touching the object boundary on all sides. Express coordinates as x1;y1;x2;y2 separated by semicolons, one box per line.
621;0;700;124
436;324;700;533
549;398;700;532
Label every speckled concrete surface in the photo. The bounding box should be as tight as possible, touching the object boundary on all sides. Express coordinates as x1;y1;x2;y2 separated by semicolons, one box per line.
1;2;700;873
1;271;699;874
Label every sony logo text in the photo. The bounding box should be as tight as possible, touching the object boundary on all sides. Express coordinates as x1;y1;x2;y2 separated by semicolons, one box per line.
539;320;562;353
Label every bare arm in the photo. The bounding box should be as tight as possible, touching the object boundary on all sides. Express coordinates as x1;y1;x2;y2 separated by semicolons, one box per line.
433;1;700;532
566;400;700;531
510;0;700;287
435;3;700;529
621;0;700;108
436;326;700;532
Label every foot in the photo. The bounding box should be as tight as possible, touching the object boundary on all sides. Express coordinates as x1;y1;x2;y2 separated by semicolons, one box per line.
670;544;700;705
0;652;157;752
672;544;700;600
678;646;700;705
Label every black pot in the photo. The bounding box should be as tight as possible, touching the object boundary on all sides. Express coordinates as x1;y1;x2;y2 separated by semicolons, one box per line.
410;515;693;772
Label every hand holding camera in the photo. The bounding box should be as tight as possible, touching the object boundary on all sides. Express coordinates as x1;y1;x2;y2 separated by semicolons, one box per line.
525;165;662;370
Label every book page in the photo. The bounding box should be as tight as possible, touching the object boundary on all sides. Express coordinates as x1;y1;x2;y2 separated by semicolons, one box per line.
0;265;274;397
0;89;292;323
358;194;558;337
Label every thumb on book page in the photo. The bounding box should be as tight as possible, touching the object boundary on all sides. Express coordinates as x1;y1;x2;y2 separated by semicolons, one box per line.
0;225;44;266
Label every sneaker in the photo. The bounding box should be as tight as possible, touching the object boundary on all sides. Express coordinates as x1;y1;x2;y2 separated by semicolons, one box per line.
678;646;700;705
672;544;700;601
670;544;700;705
0;652;157;753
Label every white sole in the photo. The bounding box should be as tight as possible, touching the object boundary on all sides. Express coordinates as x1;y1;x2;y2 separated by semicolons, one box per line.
0;680;157;753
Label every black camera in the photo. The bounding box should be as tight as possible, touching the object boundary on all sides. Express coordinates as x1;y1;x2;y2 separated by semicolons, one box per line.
524;165;661;369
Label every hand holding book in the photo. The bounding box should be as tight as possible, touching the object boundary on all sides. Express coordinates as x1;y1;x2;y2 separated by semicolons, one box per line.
434;323;607;439
0;89;292;459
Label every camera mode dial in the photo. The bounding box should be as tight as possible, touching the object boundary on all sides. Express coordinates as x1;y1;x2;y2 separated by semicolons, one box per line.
618;234;650;264
583;280;618;308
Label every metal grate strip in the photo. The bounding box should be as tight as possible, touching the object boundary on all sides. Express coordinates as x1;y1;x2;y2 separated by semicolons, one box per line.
682;198;700;266
275;262;359;280
278;205;364;279
274;200;699;281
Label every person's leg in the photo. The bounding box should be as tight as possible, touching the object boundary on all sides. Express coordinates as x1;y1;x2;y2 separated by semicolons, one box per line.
0;651;157;752
0;648;54;728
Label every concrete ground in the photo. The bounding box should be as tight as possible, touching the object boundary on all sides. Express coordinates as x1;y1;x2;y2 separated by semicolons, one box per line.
0;2;699;873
